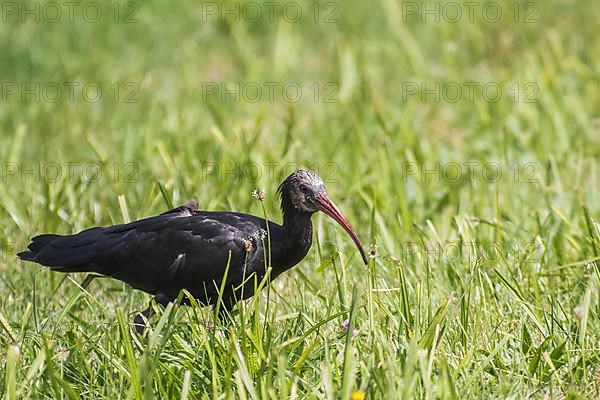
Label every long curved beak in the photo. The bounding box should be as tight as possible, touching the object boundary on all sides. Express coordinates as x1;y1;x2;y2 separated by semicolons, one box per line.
315;192;368;265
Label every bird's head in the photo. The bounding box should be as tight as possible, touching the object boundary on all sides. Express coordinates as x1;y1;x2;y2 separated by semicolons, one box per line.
278;169;368;264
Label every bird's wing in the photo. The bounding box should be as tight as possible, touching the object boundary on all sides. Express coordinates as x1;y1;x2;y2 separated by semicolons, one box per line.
88;212;266;300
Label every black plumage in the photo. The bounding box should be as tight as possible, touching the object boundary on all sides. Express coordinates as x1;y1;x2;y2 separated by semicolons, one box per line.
18;170;367;329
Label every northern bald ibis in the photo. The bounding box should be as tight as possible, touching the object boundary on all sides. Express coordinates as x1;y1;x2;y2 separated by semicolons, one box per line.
18;170;368;331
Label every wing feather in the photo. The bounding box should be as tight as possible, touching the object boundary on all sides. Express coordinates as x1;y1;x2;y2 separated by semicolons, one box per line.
94;212;266;302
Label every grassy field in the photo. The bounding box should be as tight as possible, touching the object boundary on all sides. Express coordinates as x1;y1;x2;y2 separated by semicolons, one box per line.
1;0;599;398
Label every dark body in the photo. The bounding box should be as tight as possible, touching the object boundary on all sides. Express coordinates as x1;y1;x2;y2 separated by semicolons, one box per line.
19;204;312;308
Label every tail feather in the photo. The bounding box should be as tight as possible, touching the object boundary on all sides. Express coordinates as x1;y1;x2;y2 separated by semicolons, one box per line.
18;234;61;261
16;250;36;261
18;228;104;272
27;234;62;252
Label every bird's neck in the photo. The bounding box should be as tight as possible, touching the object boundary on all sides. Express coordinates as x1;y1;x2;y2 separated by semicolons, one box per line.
280;195;313;240
270;207;313;274
282;209;313;239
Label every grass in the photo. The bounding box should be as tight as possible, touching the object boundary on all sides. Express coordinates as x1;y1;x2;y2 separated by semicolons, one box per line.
1;0;599;398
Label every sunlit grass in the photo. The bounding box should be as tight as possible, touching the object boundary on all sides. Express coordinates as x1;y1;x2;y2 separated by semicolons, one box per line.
1;0;599;398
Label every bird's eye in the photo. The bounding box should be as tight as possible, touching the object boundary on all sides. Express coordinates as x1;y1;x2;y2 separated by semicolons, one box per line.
299;184;310;194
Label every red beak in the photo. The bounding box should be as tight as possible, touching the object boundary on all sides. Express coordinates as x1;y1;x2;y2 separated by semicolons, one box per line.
315;193;368;265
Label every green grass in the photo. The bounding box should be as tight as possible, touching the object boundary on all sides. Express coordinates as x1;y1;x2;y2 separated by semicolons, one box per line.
1;0;599;398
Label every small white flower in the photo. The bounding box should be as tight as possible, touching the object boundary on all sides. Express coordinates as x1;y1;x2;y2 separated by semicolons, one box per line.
252;189;265;201
11;345;20;360
258;229;267;240
57;349;70;362
341;318;350;331
585;261;596;271
369;244;378;258
341;319;359;338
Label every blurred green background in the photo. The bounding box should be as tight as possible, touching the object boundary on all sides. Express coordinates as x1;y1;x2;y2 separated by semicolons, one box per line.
1;0;599;398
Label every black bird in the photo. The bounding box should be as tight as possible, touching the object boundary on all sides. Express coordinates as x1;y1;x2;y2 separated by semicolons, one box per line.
18;170;368;330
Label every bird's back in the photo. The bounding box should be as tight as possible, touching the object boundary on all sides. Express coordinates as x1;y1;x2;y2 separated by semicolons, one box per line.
19;209;273;305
